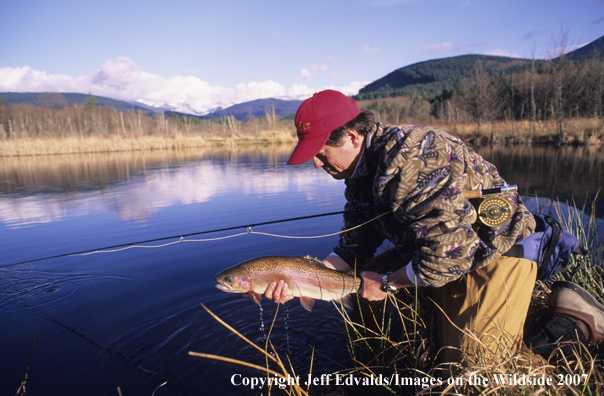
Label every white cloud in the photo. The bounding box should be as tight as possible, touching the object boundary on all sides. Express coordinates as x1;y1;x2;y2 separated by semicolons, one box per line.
484;49;521;58
0;159;344;226
300;68;313;81
540;43;587;59
421;42;458;53
363;44;388;54
312;64;329;72
339;81;370;96
298;64;329;81
370;0;416;6
0;57;365;115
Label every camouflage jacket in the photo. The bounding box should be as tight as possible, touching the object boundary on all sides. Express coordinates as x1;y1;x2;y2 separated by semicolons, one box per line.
333;123;536;287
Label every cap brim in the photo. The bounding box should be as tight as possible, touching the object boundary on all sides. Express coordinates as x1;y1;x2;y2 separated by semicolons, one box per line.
286;133;330;165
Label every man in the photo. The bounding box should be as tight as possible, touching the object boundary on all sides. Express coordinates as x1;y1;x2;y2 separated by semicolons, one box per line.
265;89;603;364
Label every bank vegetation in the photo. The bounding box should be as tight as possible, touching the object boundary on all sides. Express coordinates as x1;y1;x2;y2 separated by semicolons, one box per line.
0;54;603;156
0;97;297;156
360;56;604;145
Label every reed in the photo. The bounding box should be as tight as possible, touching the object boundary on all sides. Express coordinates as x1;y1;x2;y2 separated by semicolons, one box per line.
190;304;310;396
1;99;602;157
0;132;297;157
191;197;604;395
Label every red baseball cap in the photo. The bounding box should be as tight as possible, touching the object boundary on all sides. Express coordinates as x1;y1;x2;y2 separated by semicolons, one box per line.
287;90;360;165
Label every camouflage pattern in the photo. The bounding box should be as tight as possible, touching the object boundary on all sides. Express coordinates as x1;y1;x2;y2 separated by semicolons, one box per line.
333;123;536;287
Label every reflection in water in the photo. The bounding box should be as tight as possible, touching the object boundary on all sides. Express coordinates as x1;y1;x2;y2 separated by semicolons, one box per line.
0;145;297;194
0;144;603;395
1;144;603;227
0;145;317;227
475;144;604;215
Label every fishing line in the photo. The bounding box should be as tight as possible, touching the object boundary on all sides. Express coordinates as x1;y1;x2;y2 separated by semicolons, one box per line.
6;296;177;390
2;210;390;269
0;211;344;269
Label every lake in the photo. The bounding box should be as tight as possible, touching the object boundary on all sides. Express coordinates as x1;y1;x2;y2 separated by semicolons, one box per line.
0;143;603;395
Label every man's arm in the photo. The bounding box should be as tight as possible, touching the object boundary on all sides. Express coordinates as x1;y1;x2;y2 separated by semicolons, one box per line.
359;265;415;301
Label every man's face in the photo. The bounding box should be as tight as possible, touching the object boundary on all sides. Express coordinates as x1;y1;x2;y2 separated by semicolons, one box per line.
312;130;363;180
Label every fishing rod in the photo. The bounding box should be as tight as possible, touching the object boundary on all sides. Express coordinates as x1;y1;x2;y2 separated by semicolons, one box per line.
0;210;345;269
2;185;519;269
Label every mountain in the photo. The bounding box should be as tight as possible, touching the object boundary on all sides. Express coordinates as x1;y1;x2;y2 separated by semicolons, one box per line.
197;98;303;120
356;55;530;100
563;35;604;62
0;92;157;114
356;35;604;100
0;92;302;121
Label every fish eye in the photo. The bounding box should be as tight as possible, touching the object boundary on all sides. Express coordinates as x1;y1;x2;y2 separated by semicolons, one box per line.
224;276;231;282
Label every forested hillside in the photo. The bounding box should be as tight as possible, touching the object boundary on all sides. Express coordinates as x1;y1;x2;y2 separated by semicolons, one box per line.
356;35;604;138
356;55;530;100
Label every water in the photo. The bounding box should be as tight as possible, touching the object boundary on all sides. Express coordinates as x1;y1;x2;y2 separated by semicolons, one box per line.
0;144;603;395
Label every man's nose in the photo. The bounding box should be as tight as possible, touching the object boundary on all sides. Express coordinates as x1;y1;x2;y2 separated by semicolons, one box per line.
313;157;324;168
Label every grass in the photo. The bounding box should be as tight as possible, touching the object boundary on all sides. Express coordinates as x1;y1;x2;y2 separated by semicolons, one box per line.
1;100;602;157
190;197;604;395
0;128;297;157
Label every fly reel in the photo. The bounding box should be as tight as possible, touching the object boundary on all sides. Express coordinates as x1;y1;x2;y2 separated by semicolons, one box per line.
477;196;513;227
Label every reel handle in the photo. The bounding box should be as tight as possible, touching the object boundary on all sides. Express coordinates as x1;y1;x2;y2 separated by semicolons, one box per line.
462;185;517;200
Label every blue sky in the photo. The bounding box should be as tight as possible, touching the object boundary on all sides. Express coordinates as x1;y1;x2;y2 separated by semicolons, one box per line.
1;0;602;114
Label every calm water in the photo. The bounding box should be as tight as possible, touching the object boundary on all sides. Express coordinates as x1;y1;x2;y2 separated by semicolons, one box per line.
0;144;603;395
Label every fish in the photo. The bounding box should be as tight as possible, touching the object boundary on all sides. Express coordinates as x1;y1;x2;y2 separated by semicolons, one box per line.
408;165;452;203
214;255;361;312
414;130;439;165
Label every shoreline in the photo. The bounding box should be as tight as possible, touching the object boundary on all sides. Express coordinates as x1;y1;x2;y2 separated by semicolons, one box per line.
0;119;602;157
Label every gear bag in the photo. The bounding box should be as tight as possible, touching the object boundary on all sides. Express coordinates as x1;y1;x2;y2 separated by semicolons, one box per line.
505;213;583;281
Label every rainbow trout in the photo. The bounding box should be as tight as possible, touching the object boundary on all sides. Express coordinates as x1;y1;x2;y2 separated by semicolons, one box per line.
215;255;361;312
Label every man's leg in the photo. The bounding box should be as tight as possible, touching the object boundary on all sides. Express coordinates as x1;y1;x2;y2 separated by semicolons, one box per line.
433;256;538;364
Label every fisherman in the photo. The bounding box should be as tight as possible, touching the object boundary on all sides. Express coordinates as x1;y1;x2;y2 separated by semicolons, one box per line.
265;89;604;365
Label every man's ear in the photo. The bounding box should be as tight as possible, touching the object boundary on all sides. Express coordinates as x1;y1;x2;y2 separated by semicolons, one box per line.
347;129;363;148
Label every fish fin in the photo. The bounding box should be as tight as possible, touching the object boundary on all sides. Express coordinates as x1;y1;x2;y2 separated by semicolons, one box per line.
340;294;353;310
300;296;315;312
300;254;323;266
301;255;323;266
250;291;262;307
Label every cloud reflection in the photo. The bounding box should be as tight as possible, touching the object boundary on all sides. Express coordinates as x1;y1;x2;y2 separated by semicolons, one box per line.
0;153;343;228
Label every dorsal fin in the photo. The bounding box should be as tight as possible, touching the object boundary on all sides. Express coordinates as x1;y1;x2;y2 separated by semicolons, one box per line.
300;255;323;266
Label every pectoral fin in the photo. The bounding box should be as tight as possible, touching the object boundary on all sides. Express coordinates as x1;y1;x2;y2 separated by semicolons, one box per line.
250;291;262;306
340;294;353;310
300;296;315;312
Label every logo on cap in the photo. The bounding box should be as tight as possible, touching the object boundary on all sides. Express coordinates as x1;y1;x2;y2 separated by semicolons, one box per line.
296;122;311;137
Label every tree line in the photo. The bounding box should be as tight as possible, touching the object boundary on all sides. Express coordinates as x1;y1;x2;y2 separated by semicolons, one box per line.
363;57;604;139
0;93;291;141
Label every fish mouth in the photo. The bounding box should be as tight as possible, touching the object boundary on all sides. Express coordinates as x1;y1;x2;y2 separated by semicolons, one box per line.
215;283;235;292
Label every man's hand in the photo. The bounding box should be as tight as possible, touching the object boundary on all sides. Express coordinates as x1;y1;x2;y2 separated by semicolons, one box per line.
264;280;293;304
359;271;388;301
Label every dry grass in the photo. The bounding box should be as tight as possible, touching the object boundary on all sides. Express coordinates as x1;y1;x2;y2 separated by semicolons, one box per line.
190;304;310;396
421;118;604;146
0;129;297;157
191;199;604;395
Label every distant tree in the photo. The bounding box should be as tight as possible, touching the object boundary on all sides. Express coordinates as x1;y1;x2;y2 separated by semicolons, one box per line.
85;93;99;110
460;61;500;132
37;92;68;110
549;24;575;137
0;98;11;138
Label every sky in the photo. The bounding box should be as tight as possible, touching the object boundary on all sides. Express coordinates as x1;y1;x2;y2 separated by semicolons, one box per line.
1;0;603;115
